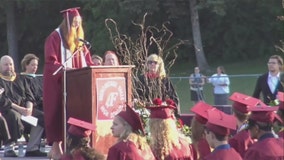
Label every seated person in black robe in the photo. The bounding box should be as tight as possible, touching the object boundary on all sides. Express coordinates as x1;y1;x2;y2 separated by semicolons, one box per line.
0;113;11;148
0;55;46;157
20;54;45;145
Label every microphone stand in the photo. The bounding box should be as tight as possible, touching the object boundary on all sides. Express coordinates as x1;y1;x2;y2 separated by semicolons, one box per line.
52;44;90;153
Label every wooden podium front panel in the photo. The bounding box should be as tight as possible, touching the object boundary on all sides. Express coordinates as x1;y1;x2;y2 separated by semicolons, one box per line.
66;68;93;121
67;66;133;155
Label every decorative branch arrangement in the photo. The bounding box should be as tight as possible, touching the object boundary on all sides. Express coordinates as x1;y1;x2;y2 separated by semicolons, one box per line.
105;13;191;137
105;13;185;104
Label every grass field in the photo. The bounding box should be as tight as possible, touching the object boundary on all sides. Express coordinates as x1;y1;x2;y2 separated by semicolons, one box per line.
170;58;267;113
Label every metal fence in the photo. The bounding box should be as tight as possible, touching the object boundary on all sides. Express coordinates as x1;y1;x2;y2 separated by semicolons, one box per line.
170;74;261;114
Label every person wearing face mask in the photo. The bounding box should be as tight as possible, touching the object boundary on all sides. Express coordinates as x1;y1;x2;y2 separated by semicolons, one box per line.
43;7;94;159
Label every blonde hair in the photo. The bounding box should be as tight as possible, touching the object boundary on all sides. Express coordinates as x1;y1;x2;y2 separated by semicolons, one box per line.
190;117;206;159
59;17;84;53
146;54;166;78
92;54;103;62
270;55;283;71
116;116;149;151
190;117;205;144
149;118;181;159
21;53;39;72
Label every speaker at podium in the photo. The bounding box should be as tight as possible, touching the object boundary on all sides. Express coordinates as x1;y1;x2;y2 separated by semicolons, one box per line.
66;65;134;154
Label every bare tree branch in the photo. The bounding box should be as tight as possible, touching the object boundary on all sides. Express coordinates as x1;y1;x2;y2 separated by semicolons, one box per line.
105;13;184;104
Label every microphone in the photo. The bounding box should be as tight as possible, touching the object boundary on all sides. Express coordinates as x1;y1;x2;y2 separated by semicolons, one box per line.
78;38;91;46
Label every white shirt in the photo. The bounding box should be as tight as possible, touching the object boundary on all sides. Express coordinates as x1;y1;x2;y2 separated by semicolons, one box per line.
267;72;280;94
208;73;230;94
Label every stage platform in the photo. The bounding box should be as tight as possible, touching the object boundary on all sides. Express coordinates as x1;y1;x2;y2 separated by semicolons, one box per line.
0;144;50;160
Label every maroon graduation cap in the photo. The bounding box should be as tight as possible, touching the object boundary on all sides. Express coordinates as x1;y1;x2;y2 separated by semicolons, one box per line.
190;101;214;124
248;106;279;123
60;7;80;19
206;109;237;136
67;117;96;137
229;92;261;113
60;7;81;32
146;98;176;119
117;105;145;135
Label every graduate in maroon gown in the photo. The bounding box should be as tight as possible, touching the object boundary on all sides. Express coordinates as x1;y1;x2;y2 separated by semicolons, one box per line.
228;92;260;158
204;109;242;160
43;7;94;159
276;91;284;138
60;117;104;160
190;101;213;160
147;98;193;160
107;105;155;160
244;105;284;160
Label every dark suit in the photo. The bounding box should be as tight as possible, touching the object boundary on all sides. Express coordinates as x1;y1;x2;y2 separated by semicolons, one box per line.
252;73;284;104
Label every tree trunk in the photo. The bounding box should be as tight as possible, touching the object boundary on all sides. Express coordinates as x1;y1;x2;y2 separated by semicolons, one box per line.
5;0;19;71
189;0;210;71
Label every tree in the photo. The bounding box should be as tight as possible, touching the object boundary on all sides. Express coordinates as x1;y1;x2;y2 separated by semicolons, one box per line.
189;0;209;71
4;0;19;70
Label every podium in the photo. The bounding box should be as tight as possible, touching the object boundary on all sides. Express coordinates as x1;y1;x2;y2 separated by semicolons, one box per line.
66;65;133;154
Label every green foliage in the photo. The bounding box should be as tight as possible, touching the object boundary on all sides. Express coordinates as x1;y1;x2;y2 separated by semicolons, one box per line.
0;0;282;71
200;0;283;62
199;0;226;16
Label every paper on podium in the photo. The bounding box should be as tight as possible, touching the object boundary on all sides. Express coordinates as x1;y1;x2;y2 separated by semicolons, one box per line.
21;115;38;126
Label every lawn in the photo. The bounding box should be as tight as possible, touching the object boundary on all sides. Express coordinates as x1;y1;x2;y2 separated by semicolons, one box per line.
170;58;267;113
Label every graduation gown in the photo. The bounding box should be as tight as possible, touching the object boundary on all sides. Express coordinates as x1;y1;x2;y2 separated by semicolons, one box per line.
60;147;105;160
20;74;44;127
191;138;211;160
43;30;94;143
21;74;43;110
278;128;284;139
228;129;254;158
107;140;155;160
154;138;194;160
0;115;10;143
244;133;284;160
204;144;242;160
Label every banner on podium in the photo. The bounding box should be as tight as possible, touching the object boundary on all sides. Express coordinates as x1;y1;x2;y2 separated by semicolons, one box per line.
96;77;126;120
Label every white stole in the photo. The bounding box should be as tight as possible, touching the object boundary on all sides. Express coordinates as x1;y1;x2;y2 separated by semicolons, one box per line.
56;28;72;68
